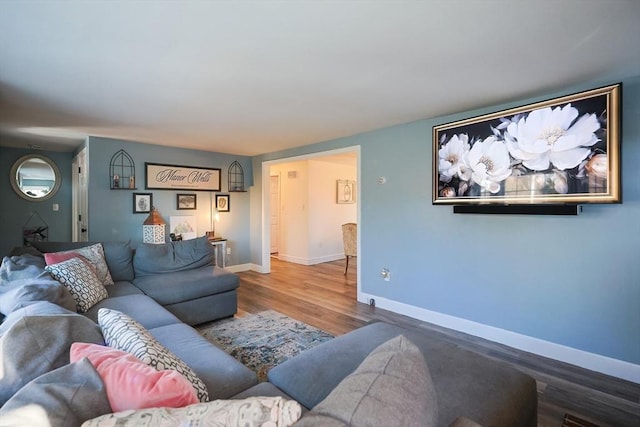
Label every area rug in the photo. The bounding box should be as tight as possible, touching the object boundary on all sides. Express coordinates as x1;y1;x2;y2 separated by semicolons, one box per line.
197;310;334;381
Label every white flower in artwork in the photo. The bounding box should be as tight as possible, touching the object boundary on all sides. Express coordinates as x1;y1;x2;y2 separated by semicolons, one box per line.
504;104;600;171
466;136;512;193
438;134;472;183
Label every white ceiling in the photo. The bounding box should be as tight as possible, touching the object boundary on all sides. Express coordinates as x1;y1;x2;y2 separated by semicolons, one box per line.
1;1;639;156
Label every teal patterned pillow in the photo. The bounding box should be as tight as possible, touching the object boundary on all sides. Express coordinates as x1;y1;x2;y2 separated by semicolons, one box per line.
45;258;108;313
98;308;209;403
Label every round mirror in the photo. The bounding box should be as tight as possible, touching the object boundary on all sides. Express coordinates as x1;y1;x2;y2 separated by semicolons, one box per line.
10;154;62;201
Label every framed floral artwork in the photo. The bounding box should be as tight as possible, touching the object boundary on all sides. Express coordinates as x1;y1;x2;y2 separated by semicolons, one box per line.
433;83;621;205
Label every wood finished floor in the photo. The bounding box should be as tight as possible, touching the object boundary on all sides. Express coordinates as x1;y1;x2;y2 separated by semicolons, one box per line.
235;257;640;427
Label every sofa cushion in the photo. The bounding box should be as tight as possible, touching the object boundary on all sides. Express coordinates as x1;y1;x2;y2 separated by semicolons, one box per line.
133;236;214;277
70;342;198;411
83;294;181;329
132;266;239;305
0;313;104;405
296;335;438;427
98;308;209;403
0;358;111;427
45;257;109;313
101;241;135;282
149;322;259;400
268;321;403;409
82;397;302;427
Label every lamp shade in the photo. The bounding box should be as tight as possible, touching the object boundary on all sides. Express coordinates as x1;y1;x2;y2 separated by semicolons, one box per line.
143;206;165;244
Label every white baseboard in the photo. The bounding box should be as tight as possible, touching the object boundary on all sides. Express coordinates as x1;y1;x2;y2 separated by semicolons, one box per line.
358;292;640;384
276;253;344;266
224;263;254;273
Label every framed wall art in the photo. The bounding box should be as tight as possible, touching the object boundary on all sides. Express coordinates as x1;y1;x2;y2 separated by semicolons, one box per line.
433;83;621;205
133;193;152;214
169;215;197;241
336;180;356;204
176;193;197;210
215;194;230;212
145;162;221;191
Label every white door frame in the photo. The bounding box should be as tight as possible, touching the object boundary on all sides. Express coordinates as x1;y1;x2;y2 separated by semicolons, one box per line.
72;147;89;242
260;145;361;289
269;174;281;255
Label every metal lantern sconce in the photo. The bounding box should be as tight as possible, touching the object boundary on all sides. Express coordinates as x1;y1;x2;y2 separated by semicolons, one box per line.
142;206;166;244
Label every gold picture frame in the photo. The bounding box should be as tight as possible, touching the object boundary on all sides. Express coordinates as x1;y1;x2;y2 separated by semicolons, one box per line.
433;84;621;205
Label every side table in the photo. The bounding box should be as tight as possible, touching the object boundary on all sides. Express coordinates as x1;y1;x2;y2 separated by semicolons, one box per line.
209;238;227;268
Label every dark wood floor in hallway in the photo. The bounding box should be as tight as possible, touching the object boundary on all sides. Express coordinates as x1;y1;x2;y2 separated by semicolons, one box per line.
235;257;640;427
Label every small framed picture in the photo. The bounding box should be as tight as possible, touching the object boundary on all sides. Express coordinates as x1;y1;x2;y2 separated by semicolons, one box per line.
215;194;230;212
177;193;197;210
133;193;152;214
336;180;356;204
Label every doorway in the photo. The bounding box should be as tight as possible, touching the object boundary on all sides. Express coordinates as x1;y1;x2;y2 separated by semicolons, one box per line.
261;146;360;293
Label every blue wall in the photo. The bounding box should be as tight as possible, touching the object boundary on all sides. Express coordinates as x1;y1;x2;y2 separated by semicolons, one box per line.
85;137;253;264
0;147;73;257
252;75;640;365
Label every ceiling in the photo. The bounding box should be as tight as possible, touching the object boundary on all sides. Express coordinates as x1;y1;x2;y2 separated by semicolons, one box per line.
1;1;639;156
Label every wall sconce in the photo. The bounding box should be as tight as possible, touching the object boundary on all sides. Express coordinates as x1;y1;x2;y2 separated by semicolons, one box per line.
142;206;166;244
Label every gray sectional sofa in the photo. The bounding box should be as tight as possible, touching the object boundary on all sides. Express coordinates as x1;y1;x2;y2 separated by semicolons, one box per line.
0;237;538;426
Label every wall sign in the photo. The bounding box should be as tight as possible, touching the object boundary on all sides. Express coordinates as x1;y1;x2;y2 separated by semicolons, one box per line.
145;162;221;191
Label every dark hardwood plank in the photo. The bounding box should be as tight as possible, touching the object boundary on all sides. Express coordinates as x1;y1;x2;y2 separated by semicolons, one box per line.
236;258;640;427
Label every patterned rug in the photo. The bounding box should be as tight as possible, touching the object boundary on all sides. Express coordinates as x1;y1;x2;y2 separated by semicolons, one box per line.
197;310;334;381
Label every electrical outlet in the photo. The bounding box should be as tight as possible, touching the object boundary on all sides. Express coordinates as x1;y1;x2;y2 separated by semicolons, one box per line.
381;268;390;281
226;247;232;255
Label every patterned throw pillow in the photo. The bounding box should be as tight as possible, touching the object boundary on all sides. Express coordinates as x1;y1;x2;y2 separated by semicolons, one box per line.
50;244;114;286
82;396;302;427
45;258;108;313
97;308;209;403
70;343;198;411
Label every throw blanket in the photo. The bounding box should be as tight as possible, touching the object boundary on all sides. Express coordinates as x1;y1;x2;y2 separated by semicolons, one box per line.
0;254;76;316
0;254;46;282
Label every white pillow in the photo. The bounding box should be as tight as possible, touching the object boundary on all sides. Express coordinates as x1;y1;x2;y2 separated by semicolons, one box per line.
45;258;108;313
81;396;302;427
97;308;209;403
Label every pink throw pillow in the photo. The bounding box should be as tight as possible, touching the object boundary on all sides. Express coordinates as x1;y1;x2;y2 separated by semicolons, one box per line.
70;342;199;411
44;251;82;266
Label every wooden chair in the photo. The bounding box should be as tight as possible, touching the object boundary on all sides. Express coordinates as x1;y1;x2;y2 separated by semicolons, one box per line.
342;223;357;275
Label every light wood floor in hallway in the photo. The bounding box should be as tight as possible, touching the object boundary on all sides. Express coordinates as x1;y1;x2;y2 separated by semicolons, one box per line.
235;257;639;427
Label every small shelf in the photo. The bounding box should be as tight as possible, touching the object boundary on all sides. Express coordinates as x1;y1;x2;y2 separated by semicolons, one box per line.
109;149;137;190
228;161;245;192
